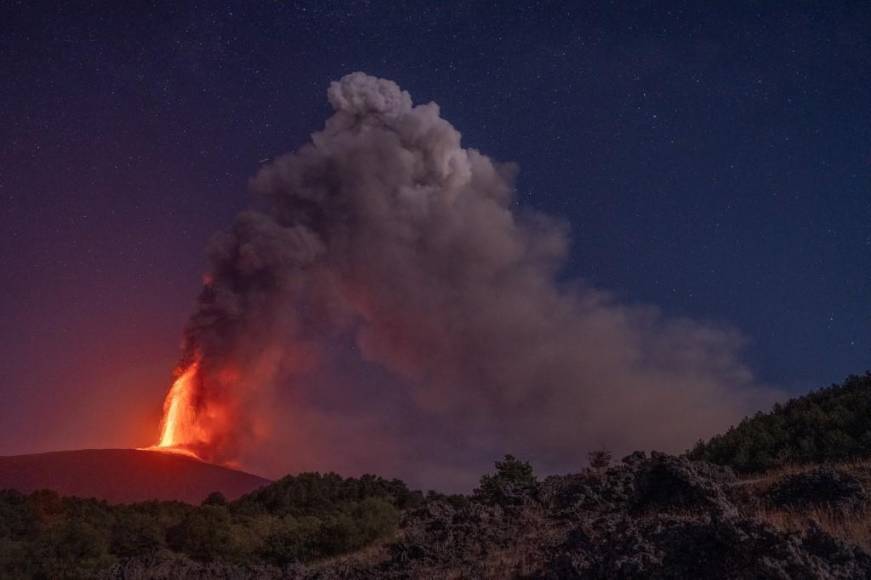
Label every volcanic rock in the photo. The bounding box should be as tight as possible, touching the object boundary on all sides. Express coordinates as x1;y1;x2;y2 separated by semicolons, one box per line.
766;467;866;513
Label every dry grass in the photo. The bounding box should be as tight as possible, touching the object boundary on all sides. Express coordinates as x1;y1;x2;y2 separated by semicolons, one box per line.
753;506;871;552
737;458;871;491
735;459;871;552
305;530;400;571
439;546;546;580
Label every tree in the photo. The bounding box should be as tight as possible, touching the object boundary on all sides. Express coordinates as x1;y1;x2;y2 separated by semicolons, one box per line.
588;449;612;471
0;471;418;572
202;491;227;506
261;515;322;564
167;505;233;562
31;518;113;578
689;373;871;472
474;455;538;505
110;510;164;557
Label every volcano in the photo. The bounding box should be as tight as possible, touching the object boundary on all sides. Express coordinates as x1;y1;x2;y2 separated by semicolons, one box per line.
0;448;270;504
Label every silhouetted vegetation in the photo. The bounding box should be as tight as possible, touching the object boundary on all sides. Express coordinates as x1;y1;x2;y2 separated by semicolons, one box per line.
689;373;871;472
588;449;612;471
474;454;539;505
0;472;415;578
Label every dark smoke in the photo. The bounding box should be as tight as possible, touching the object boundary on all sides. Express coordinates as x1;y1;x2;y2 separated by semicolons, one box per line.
181;72;778;489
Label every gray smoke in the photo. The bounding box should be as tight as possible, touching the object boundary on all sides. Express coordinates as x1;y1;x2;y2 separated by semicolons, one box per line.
180;72;777;489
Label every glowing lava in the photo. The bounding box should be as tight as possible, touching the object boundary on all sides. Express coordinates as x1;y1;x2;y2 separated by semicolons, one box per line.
160;360;201;443
141;358;206;460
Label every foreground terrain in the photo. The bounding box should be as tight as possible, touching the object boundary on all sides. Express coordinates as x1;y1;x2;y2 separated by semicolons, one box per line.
3;453;871;579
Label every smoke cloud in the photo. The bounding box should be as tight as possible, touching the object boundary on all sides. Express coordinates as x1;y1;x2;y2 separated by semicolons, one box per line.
180;72;777;489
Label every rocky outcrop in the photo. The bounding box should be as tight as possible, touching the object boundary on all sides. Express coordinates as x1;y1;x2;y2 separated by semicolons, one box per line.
766;467;867;513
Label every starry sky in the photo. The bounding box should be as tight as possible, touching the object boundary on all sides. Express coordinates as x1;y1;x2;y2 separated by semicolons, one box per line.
1;1;869;457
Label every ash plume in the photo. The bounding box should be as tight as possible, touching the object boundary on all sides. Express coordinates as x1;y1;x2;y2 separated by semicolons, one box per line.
179;72;777;489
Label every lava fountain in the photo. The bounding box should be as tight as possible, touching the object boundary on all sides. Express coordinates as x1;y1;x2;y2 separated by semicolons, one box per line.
142;353;234;461
156;359;203;455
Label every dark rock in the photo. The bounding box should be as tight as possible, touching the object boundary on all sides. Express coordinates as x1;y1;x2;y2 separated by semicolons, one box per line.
541;453;739;518
767;467;866;512
549;514;871;579
630;453;738;517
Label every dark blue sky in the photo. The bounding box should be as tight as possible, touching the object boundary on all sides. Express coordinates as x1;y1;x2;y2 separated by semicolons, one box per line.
1;1;868;454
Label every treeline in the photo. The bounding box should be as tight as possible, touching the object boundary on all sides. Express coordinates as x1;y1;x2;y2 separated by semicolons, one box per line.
0;472;418;578
689;373;871;473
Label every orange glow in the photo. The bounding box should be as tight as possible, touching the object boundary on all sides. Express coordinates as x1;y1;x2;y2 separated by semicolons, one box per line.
141;356;213;461
140;350;243;465
159;359;202;447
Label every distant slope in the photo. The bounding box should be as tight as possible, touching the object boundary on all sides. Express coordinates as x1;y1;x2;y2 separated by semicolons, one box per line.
689;373;871;472
0;448;270;503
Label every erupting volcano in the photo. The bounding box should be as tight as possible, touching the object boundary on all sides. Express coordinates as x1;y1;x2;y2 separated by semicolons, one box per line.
149;358;205;459
145;351;240;463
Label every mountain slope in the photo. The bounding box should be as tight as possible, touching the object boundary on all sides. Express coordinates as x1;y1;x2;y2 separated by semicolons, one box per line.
689;372;871;472
0;448;269;503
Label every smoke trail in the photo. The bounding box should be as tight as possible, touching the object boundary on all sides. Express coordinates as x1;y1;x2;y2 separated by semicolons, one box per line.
176;72;777;488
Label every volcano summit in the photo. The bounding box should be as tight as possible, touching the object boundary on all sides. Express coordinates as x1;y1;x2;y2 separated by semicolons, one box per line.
0;449;269;504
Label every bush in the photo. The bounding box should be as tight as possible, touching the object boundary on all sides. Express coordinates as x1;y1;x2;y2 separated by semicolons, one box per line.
474;455;539;505
261;515;322;564
30;518;113;578
167;505;233;562
235;472;419;517
202;491;227;506
588;449;612;470
350;496;400;543
0;490;39;540
111;510;164;557
0;538;31;580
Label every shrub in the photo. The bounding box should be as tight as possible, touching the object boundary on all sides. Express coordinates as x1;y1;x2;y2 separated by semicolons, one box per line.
261;515;322;564
474;455;539;505
235;472;419;517
110;510;164;557
167;505;233;562
0;490;39;540
30;518;113;578
202;491;228;506
588;449;612;470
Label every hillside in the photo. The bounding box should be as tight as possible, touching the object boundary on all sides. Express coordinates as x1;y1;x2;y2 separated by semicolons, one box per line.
6;453;867;579
689;373;871;472
0;449;269;503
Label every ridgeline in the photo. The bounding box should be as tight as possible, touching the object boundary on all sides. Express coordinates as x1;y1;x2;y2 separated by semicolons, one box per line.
689;373;871;472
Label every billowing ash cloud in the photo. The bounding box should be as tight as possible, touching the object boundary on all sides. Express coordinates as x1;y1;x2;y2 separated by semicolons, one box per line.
180;72;777;489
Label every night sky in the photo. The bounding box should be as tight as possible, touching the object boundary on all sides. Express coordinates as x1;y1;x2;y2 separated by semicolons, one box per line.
1;2;869;458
